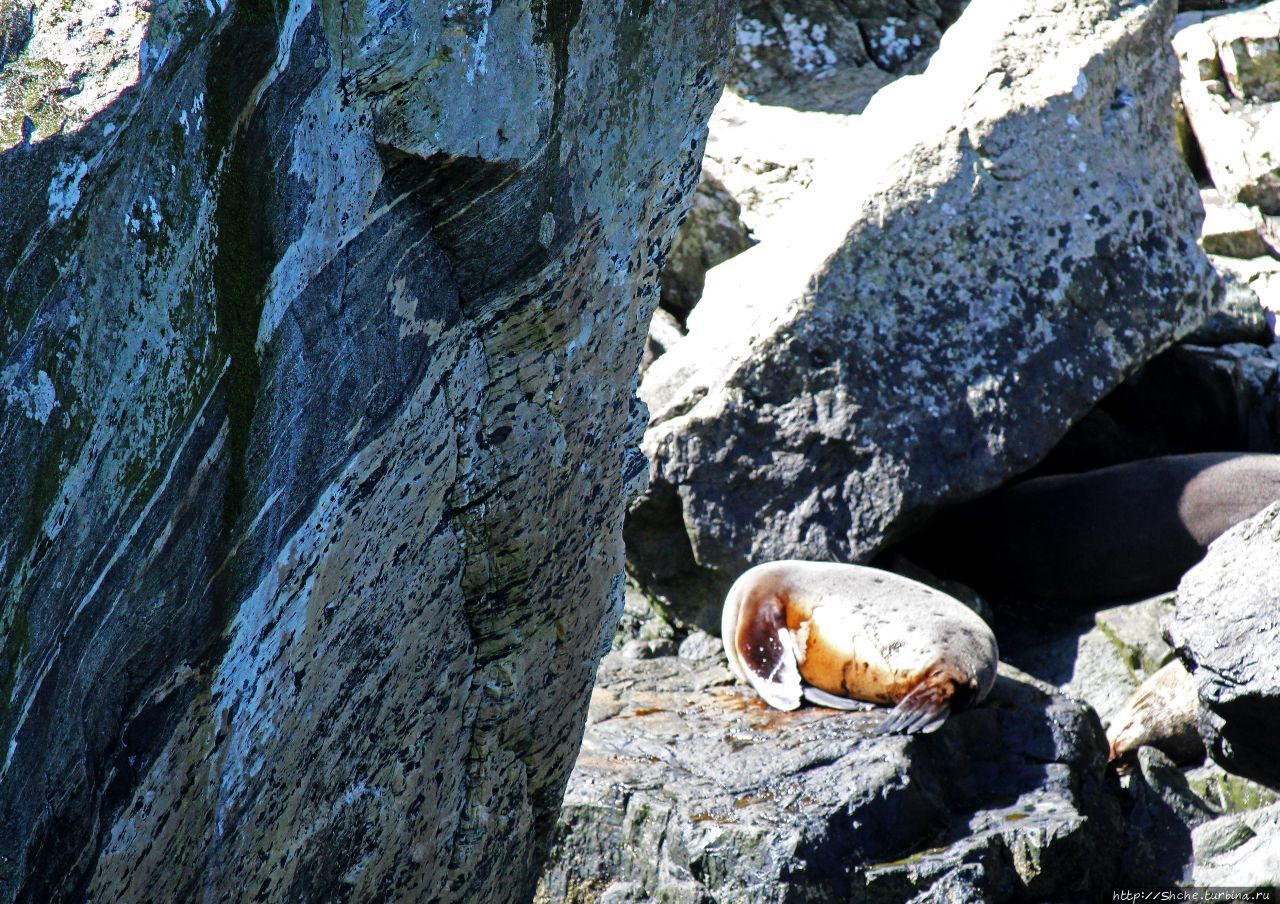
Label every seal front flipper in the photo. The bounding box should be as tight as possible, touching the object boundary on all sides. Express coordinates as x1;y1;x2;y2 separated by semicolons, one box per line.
875;671;954;735
802;685;874;711
744;616;802;710
724;586;803;711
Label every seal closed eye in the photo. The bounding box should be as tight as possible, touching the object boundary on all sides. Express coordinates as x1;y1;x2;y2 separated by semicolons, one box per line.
721;560;999;735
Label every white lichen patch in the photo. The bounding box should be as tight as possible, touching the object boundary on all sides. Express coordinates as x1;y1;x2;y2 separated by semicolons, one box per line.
445;0;494;85
734;13;837;78
1;367;59;424
873;17;924;69
47;158;90;224
0;0;151;149
390;276;444;341
735;18;773;71
780;14;836;77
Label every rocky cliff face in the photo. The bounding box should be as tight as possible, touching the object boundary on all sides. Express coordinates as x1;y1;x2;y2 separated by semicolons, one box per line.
0;0;733;899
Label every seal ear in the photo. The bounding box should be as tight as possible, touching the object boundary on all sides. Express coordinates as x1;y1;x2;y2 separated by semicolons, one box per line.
727;590;802;711
876;670;954;735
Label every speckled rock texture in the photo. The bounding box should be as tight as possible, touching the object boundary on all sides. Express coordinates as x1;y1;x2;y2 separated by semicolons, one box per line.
0;0;734;899
1167;502;1280;789
537;646;1121;902
627;0;1219;632
729;0;967;113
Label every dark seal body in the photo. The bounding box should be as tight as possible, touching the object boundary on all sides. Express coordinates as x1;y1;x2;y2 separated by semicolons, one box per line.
909;452;1280;602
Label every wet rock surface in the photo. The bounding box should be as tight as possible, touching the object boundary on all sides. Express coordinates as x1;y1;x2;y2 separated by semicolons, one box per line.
539;645;1121;902
628;0;1217;632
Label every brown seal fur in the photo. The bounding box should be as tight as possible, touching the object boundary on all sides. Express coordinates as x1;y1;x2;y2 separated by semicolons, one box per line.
908;452;1280;602
1106;659;1205;771
721;560;998;734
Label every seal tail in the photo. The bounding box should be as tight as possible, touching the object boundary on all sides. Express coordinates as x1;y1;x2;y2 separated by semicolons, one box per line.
876;672;954;735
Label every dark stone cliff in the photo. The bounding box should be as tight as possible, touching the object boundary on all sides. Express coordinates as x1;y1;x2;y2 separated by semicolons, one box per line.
0;0;734;898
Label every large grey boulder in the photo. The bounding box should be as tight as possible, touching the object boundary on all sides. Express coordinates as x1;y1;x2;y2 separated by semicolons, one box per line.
627;0;1218;631
1167;503;1280;789
701;91;865;243
0;0;734;899
538;648;1121;902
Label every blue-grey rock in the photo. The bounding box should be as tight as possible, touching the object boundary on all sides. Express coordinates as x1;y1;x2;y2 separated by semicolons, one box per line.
1167;502;1280;789
0;0;735;899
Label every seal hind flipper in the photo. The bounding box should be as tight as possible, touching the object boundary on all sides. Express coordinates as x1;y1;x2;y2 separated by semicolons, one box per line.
876;672;953;735
802;685;874;711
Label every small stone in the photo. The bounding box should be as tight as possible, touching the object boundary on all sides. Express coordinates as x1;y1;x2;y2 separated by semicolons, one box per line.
676;630;721;662
621;638;678;660
1200;188;1269;257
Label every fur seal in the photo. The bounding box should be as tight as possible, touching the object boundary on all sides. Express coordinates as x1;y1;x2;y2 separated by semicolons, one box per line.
721;560;998;734
908;452;1280;602
1106;659;1204;771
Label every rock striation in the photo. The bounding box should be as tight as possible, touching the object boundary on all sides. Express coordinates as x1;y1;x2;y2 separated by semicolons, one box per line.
0;0;734;899
627;0;1218;631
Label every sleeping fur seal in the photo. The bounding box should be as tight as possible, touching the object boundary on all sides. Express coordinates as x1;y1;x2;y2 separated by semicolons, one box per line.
908;452;1280;602
721;560;998;734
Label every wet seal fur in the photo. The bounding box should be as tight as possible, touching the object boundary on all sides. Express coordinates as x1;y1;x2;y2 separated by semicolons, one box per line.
721;561;998;735
1106;659;1205;772
909;452;1280;603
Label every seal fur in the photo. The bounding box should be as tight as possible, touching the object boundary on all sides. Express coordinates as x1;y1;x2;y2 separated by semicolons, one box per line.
908;452;1280;602
721;560;999;734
